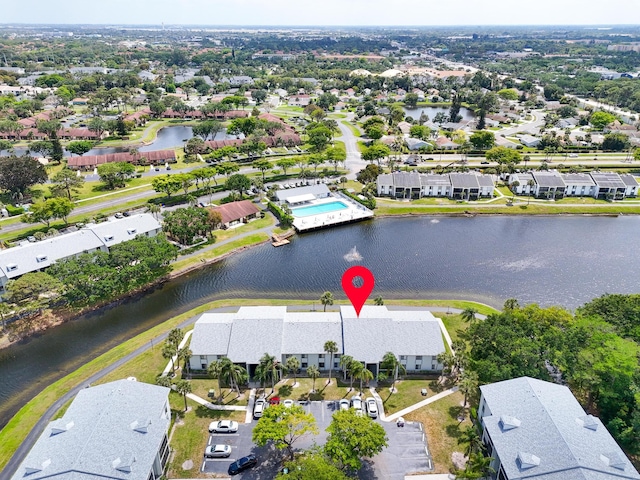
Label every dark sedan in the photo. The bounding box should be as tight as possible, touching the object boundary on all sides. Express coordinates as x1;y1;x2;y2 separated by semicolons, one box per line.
228;454;257;475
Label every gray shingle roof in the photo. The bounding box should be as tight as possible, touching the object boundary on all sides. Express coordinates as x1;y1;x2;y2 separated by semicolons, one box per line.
421;174;452;187
11;379;170;480
590;172;626;189
282;312;343;354
0;214;161;281
620;174;639;187
340;306;444;363
190;306;444;365
476;174;495;188
562;173;595;186
532;171;566;188
87;214;161;246
391;172;422;188
449;173;480;189
480;377;640;480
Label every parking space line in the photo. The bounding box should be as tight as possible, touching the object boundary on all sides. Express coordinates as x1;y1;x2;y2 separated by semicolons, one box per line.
204;458;236;462
207;437;212;446
200;460;206;472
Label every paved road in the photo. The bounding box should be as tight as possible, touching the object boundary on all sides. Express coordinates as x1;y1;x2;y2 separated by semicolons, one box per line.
338;114;367;179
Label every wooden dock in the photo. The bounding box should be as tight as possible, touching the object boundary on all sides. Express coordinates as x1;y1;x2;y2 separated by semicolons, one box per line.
271;234;290;247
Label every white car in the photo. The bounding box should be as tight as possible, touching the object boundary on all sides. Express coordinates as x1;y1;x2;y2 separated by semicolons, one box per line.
283;399;295;408
204;444;232;458
209;420;239;433
350;395;363;411
365;397;378;418
254;398;267;418
338;399;350;411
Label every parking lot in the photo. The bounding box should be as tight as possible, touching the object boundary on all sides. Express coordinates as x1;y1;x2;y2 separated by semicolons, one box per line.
200;400;432;479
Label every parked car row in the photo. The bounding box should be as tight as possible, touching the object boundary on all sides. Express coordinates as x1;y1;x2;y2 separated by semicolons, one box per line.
339;395;378;418
205;419;257;475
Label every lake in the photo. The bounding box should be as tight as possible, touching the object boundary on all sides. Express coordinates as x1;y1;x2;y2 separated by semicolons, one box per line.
0;215;639;428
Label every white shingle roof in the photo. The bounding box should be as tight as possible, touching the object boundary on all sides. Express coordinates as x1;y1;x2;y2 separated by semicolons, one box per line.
480;377;640;480
87;214;161;245
190;306;444;365
11;380;170;480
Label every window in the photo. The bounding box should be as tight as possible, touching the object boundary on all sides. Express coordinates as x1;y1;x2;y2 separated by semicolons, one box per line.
416;356;423;361
319;362;325;368
318;354;324;358
415;364;421;370
301;362;307;368
400;355;406;360
200;355;206;361
301;354;307;359
334;362;339;368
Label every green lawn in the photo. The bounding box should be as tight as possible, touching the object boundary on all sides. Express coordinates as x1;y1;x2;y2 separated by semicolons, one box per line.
405;391;471;474
376;379;436;415
267;376;357;402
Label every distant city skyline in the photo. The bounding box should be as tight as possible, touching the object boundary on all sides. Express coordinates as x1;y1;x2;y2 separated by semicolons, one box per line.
3;0;640;27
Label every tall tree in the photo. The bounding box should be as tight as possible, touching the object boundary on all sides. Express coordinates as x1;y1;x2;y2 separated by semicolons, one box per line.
325;409;388;471
174;379;192;412
286;355;301;385
307;364;320;392
324;340;339;385
225;173;251;199
381;352;406;393
461;307;478;324
50;168;84;199
252;404;319;460
320;291;334;312
0;155;48;198
97;162;135;189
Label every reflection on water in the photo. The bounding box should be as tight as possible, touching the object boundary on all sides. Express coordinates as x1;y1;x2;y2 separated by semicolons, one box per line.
1;216;640;427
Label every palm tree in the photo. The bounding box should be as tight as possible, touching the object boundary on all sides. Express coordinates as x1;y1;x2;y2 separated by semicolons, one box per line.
155;373;172;388
147;203;161;220
258;353;280;394
174;379;192;412
527;178;536;204
458;370;479;408
353;363;374;394
177;346;192;375
320;291;334;312
339;354;353;382
307;365;320;392
381;352;406;393
324;340;338;385
461;307;478;324
458;425;484;457
374;296;384;306
208;360;224;402
349;361;364;392
285;355;301;385
462;452;494;480
167;328;184;349
162;343;178;374
224;360;247;397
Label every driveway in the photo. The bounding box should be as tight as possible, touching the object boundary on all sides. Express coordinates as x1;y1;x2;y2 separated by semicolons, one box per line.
202;400;433;479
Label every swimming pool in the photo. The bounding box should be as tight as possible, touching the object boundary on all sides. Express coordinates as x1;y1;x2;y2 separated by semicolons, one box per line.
291;201;349;217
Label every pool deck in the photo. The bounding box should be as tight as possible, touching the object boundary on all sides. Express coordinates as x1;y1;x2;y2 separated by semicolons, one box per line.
293;193;374;232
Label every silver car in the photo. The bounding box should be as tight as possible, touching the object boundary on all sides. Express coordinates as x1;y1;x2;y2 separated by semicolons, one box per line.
365;397;378;418
205;444;232;458
209;420;239;433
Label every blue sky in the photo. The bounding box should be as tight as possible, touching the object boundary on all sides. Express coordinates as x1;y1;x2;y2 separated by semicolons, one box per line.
3;0;640;26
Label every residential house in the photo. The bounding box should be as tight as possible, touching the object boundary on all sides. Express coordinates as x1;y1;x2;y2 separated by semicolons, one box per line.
0;214;161;292
377;172;492;199
10;379;171;480
507;173;535;195
406;137;431;151
478;377;640;480
561;173;596;197
188;306;445;377
591;171;627;200
397;121;412;135
494;136;520;149
620;174;639;197
67;149;176;169
210;200;261;229
435;136;458;150
531;171;566;199
288;95;311;107
519;135;541;148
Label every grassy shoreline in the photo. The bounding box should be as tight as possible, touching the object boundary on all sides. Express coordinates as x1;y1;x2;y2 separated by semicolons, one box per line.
0;298;494;472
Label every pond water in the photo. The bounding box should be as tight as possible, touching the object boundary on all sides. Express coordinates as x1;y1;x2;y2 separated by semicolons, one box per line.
0;215;639;428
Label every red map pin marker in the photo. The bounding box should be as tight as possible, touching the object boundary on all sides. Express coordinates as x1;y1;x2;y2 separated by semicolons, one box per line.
341;266;375;318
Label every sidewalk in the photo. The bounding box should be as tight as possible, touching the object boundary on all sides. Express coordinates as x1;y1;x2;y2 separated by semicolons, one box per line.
385;387;459;423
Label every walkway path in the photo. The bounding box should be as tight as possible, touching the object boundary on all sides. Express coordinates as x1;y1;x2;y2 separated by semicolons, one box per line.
383;387;459;423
